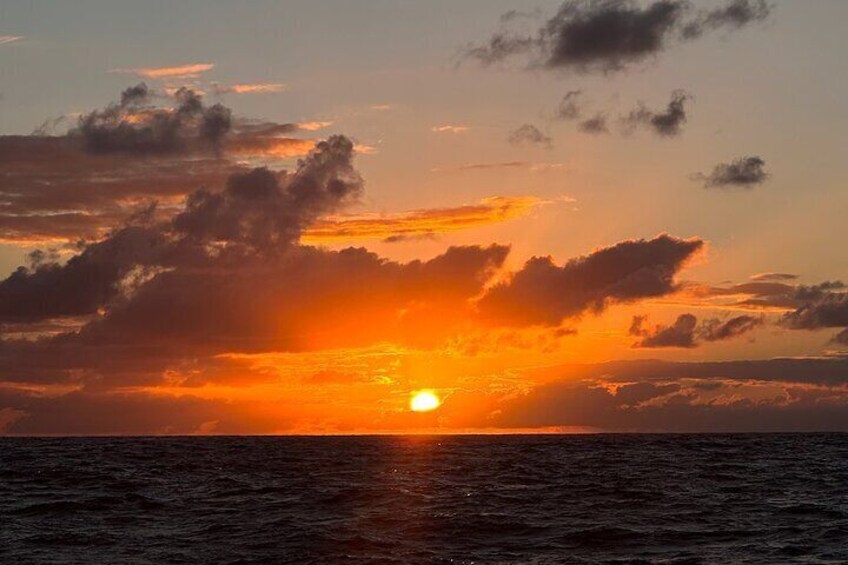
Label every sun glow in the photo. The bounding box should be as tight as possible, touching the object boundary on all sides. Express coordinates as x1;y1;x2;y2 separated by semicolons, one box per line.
410;390;441;412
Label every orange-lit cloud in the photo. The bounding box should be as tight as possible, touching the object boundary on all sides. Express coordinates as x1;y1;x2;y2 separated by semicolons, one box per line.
226;137;316;159
297;121;334;131
216;83;287;94
302;196;542;243
431;125;469;133
115;63;215;79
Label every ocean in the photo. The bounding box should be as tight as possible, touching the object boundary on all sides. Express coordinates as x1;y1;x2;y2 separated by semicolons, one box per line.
2;434;847;564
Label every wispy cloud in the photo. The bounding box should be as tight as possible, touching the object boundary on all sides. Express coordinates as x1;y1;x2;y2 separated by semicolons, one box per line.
297;121;334;131
0;35;23;45
215;83;287;94
113;63;215;79
431;125;470;133
302;196;542;243
432;161;565;173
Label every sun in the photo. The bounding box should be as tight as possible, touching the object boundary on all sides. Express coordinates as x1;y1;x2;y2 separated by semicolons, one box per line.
410;390;441;412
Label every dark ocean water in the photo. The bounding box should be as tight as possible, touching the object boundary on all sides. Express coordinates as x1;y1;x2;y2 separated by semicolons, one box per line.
2;434;848;564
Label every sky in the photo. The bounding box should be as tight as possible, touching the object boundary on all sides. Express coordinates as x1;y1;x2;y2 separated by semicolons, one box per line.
1;0;847;435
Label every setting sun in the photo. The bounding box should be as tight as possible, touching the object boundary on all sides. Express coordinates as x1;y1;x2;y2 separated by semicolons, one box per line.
410;390;441;412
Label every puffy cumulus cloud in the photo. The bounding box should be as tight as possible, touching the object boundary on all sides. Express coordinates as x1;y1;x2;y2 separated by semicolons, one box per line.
465;0;771;73
478;234;703;326
507;124;553;148
0;136;364;325
74;85;232;154
0;86;351;245
630;313;763;348
173;136;363;252
622;90;690;137
693;156;768;189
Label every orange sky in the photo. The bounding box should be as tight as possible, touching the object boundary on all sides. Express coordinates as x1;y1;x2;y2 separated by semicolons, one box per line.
1;1;847;435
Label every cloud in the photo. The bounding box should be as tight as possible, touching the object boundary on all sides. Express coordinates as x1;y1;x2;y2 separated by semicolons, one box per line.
492;357;848;432
693;156;768;189
302;196;542;244
632;313;697;347
700;314;764;342
214;83;287;94
297;121;334;131
622;90;690;137
478;234;703;326
0;86;330;244
508;124;553;148
433;161;566;173
781;288;848;344
682;0;773;39
431;125;470;133
114;63;215;79
0;135;363;324
631;313;763;347
0;35;23;45
578;113;609;134
465;0;771;74
750;272;798;282
691;280;845;312
555;90;583;120
74;85;232;154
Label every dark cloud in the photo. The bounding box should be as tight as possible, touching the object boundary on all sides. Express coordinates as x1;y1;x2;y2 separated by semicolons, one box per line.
489;355;848;432
0;135;363;323
507;124;553;148
700;314;764;342
750;272;798;282
119;82;151;106
0;86;324;244
555;90;583;120
632;313;697;348
578;113;609;134
782;290;848;334
622;90;690;137
174;136;362;253
694;156;768;189
696;279;845;311
0;388;285;436
631;313;763;348
478;234;703;326
73;86;232;154
466;0;771;74
683;0;772;39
